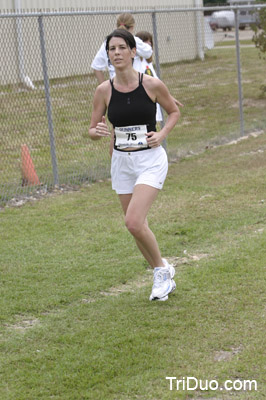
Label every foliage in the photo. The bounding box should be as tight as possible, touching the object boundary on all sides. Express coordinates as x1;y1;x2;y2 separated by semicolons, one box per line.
251;0;266;52
203;0;227;5
203;0;228;15
252;3;266;58
251;1;266;95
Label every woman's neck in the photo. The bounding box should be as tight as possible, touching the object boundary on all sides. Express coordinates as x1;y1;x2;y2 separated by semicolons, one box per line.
113;68;139;91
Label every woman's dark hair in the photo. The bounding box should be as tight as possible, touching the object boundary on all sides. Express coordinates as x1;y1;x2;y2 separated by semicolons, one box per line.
105;29;136;54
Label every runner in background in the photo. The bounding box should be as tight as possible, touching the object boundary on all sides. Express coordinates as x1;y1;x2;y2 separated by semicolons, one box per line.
91;13;152;84
135;30;184;116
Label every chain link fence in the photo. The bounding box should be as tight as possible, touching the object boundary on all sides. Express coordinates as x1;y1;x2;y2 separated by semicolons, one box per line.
0;5;266;205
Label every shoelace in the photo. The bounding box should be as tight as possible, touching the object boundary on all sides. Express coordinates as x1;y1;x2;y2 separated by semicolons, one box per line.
153;268;170;287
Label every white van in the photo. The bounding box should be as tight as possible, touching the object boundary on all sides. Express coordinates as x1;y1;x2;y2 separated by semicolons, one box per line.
209;11;235;31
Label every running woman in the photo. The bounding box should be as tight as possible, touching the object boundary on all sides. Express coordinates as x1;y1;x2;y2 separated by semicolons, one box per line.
89;29;180;301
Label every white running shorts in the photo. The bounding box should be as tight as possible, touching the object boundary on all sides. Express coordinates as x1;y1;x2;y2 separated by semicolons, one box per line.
111;146;168;194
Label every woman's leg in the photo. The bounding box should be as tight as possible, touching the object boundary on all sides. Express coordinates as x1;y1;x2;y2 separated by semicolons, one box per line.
119;193;155;267
119;184;164;269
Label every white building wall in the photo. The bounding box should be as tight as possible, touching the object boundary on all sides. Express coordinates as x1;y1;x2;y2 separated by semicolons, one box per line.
2;0;197;11
0;1;204;85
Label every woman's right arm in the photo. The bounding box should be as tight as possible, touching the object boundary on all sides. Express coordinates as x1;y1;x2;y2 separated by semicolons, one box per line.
89;83;110;140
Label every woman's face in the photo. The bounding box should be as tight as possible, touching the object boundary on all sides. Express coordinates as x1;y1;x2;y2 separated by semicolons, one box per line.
108;37;136;69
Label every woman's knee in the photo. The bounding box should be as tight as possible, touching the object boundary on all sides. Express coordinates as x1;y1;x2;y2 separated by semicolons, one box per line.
125;215;143;236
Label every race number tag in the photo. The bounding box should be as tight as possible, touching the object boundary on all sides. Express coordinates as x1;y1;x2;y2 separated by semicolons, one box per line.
115;125;148;149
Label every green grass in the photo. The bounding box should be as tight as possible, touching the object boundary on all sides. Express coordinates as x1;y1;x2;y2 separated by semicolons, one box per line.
214;39;253;46
1;132;266;399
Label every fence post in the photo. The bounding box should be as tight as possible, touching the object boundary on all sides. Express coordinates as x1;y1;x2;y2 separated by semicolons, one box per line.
15;2;25;83
152;11;167;150
38;15;59;186
152;11;161;80
194;0;204;60
234;9;245;137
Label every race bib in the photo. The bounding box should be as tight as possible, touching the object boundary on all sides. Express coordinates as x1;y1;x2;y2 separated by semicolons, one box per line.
115;125;148;149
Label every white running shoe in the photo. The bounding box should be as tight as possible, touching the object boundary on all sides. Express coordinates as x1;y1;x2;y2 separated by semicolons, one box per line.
149;261;176;301
162;258;175;279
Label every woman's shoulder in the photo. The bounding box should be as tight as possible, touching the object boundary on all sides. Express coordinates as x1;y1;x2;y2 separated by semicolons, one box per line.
94;80;111;103
97;79;111;92
142;73;163;90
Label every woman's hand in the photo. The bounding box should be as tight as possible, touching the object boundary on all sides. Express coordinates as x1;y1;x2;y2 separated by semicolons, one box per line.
146;131;165;148
95;116;110;137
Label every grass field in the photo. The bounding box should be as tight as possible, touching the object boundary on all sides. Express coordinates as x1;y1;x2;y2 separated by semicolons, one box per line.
214;40;253;47
1;129;266;399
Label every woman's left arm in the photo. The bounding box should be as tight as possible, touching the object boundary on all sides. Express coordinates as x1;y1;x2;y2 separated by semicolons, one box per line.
145;78;180;148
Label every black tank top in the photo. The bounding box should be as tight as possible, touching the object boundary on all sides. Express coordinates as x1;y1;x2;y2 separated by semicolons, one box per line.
108;73;156;136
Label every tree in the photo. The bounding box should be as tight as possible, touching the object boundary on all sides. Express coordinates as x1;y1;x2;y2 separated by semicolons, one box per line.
203;0;228;16
251;0;266;95
203;0;227;5
252;2;266;59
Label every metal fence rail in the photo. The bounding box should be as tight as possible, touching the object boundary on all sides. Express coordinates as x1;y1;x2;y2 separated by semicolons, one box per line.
0;5;266;205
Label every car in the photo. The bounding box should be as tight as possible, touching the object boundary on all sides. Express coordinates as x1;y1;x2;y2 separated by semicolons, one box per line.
209;9;260;31
209;10;235;31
